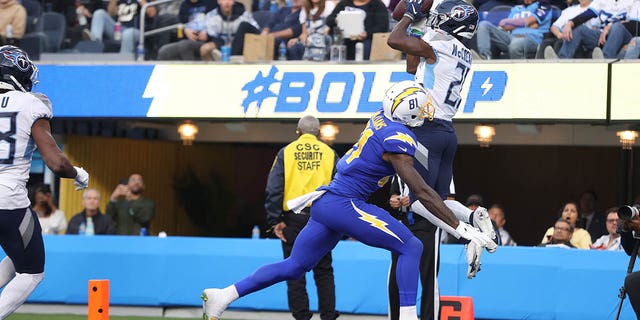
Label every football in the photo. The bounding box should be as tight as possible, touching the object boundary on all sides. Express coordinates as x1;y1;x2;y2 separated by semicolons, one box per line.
391;0;433;22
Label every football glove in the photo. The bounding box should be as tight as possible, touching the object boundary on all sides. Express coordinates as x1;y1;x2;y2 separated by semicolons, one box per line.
455;221;498;252
472;206;498;253
404;0;427;22
465;241;483;279
73;166;89;190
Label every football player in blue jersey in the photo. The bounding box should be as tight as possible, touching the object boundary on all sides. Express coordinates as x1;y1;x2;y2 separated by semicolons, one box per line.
387;3;496;319
201;80;497;320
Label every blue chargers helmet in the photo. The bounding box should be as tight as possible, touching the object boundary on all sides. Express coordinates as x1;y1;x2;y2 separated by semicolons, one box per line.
0;45;38;92
427;0;479;40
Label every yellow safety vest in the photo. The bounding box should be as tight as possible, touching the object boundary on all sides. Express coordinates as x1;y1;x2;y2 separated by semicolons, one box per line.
282;134;335;211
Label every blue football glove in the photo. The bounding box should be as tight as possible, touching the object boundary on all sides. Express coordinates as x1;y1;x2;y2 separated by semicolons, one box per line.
404;0;426;22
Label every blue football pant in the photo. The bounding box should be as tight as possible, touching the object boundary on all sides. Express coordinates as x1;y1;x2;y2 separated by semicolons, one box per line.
412;119;457;199
0;208;44;274
235;192;423;307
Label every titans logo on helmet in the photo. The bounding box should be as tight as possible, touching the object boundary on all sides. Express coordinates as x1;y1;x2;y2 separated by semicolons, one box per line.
451;5;474;21
2;51;29;72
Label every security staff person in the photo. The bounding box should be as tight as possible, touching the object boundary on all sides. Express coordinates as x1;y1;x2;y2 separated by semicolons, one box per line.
265;115;340;320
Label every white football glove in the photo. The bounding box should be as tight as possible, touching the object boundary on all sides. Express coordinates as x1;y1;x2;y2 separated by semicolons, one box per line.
455;221;498;252
73;166;89;190
472;206;498;253
465;241;483;279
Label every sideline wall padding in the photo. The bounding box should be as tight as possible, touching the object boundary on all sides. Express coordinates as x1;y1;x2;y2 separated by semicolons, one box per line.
20;235;636;320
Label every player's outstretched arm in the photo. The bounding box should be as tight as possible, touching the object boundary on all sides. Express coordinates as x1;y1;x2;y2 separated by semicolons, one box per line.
387;17;436;63
385;152;458;227
33;119;89;189
32;119;75;178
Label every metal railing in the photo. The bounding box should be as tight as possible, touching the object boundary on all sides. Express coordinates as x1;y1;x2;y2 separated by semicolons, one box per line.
138;0;183;61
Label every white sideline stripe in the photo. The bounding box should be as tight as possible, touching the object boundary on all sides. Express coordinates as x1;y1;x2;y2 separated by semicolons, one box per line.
17;304;387;320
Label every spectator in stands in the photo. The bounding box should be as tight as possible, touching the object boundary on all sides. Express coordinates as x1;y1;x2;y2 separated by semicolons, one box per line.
545;0;594;58
107;173;155;235
325;0;389;60
234;0;305;59
590;207;621;250
48;0;104;49
538;218;576;248
31;184;67;235
179;0;217;23
488;204;517;246
474;0;552;59
294;0;336;60
595;1;640;58
67;189;117;235
0;0;26;45
578;189;606;242
546;0;633;58
541;201;592;249
158;0;257;60
466;194;484;211
89;0;158;53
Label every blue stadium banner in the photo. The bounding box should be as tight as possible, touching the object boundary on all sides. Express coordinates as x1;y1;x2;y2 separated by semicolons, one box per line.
36;63;608;120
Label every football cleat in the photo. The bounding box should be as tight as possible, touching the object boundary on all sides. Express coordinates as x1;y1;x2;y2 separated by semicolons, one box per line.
202;288;228;320
472;206;497;253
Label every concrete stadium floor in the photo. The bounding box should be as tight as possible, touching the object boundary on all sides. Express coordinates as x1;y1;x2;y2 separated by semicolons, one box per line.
17;304;387;320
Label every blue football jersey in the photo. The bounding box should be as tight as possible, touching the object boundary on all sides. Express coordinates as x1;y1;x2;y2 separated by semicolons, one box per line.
321;110;418;199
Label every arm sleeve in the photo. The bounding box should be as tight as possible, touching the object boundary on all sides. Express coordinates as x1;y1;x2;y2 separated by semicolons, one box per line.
179;2;190;23
129;199;155;224
326;1;346;28
265;149;285;226
389;175;400;196
65;216;79;235
30;93;53;120
104;214;117;234
570;9;597;28
106;200;118;220
12;6;27;38
366;0;390;36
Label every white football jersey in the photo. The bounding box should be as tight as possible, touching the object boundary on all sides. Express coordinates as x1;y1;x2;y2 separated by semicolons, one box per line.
0;91;52;209
414;28;472;122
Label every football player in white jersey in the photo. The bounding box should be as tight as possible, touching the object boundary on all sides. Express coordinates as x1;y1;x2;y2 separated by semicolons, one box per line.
387;2;497;320
0;45;89;319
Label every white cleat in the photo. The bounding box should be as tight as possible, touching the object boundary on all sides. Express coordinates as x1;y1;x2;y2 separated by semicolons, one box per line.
202;288;228;320
473;206;497;253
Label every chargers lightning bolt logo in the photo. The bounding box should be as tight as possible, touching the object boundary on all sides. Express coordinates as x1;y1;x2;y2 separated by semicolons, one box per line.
352;201;403;243
463;71;507;113
384;132;417;148
391;87;421;114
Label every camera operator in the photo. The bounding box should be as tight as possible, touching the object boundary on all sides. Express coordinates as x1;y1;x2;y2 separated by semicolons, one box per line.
620;205;640;318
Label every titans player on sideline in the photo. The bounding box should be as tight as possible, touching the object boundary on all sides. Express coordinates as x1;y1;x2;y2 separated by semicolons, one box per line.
0;46;89;319
202;80;497;320
386;2;496;319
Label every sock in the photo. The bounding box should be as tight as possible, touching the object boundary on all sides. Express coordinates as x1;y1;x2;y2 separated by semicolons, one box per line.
399;305;417;320
0;272;44;320
443;199;473;223
0;257;15;288
220;285;239;304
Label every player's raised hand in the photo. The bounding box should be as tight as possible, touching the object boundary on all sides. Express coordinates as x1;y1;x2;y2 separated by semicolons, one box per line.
404;0;426;21
456;221;498;251
73;166;89;190
465;241;483;279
